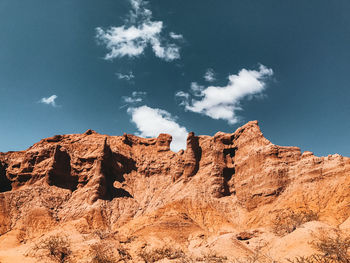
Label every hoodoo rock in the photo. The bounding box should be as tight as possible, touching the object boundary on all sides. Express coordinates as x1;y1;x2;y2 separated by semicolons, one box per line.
0;121;349;262
156;133;172;152
182;132;200;180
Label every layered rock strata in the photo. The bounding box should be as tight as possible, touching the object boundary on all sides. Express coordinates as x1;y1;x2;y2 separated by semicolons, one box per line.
0;121;349;262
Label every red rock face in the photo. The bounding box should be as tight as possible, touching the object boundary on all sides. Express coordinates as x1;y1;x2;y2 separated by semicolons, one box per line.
0;121;349;211
0;121;349;262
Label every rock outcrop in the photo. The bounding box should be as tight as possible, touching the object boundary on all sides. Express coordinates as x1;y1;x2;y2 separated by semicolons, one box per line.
0;121;349;262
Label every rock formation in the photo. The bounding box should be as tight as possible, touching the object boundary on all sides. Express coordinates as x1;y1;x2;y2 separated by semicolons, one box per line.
0;121;349;262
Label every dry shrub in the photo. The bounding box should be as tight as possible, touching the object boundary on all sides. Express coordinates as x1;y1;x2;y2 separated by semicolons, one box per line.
311;230;350;262
196;252;227;263
234;254;261;263
117;247;132;262
90;242;131;263
273;209;319;236
17;228;27;243
90;243;116;263
138;246;186;263
138;245;228;263
119;235;135;244
32;234;72;263
287;229;350;263
233;244;276;263
287;254;335;263
93;229;110;240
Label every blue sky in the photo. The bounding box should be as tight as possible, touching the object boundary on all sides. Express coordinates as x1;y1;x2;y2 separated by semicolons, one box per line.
1;0;350;155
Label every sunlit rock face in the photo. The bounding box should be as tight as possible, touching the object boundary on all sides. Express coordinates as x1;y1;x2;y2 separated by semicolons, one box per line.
0;121;349;262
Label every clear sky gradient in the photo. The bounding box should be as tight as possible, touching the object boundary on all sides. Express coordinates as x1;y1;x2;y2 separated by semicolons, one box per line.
1;0;350;155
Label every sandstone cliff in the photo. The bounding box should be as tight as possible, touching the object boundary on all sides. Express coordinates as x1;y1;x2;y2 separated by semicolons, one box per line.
0;121;349;262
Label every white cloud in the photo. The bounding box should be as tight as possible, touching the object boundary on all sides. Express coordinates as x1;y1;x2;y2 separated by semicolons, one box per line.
40;95;58;107
204;68;216;82
127;105;188;151
175;91;190;106
169;32;183;40
190;82;205;96
128;0;151;23
96;0;181;61
150;37;180;61
175;91;189;99
176;64;273;124
116;71;135;81
123;91;146;104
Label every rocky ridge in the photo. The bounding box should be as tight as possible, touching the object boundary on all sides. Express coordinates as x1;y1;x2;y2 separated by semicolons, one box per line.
0;121;349;262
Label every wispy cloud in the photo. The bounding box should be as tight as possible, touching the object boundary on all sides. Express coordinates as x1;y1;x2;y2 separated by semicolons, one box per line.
39;95;58;107
122;91;146;104
204;68;216;82
96;0;182;61
176;64;273;124
127;105;188;151
190;82;205;96
169;32;183;40
116;71;135;81
175;91;190;106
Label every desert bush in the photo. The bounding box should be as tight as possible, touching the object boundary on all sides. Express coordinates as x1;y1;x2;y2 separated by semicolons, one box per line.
93;229;110;240
17;228;27;243
272;209;319;236
311;230;350;263
196;252;227;263
90;243;116;263
287;230;350;263
233;245;276;263
117;247;132;262
90;242;132;263
138;246;228;263
234;254;261;263
287;254;335;263
138;246;186;263
119;235;135;244
32;234;72;263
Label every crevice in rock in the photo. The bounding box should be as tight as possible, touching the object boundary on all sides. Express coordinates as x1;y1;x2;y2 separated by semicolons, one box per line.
17;173;32;183
122;133;133;146
0;162;11;192
112;152;136;183
12;163;20;169
223;167;235;182
88;138;135;203
219;146;237;196
264;187;284;197
46;145;78;191
221;135;235;145
223;147;236;158
222;167;235;196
